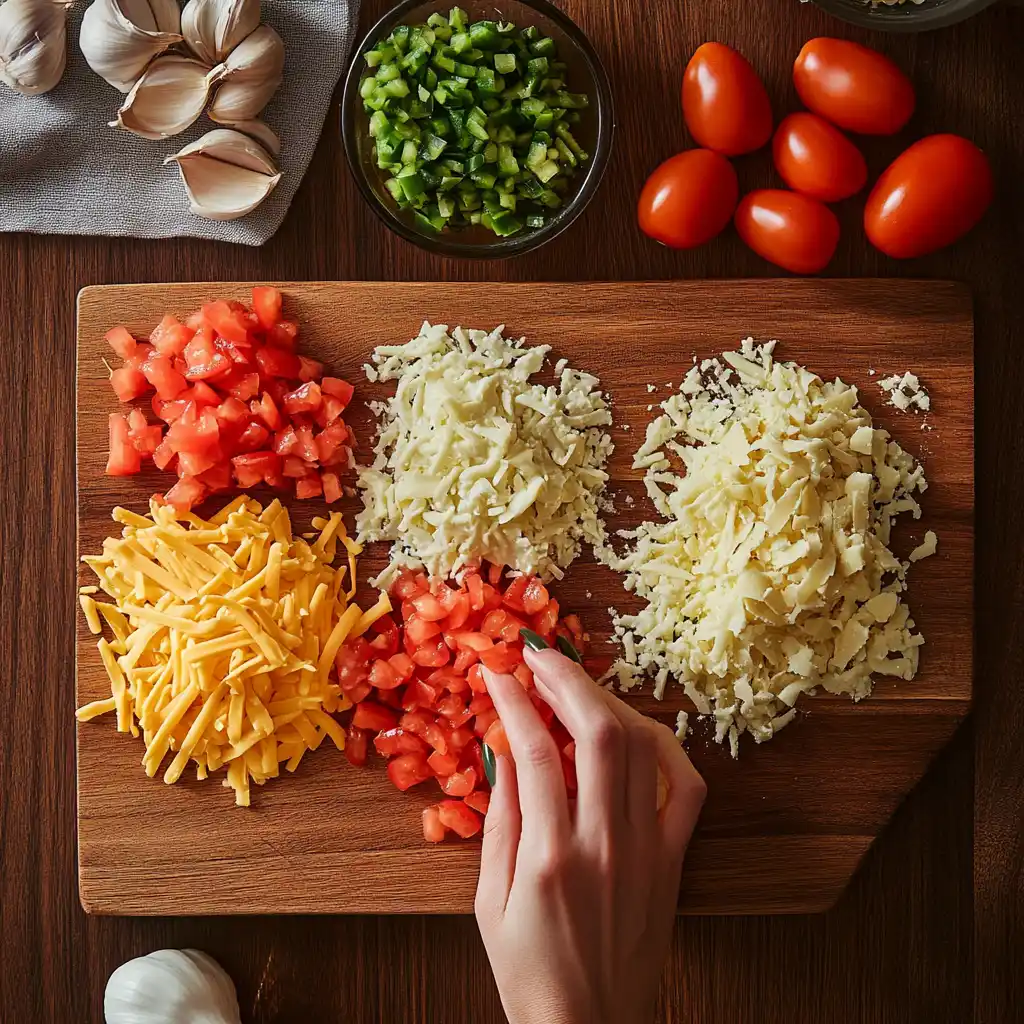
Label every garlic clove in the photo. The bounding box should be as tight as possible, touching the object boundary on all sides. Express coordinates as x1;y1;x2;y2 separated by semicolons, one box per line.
0;0;69;96
110;54;212;139
208;76;278;124
180;0;260;65
80;0;183;93
227;118;281;156
165;128;281;220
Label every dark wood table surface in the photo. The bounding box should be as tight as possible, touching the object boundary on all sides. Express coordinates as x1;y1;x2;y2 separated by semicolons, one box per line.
1;0;1021;1020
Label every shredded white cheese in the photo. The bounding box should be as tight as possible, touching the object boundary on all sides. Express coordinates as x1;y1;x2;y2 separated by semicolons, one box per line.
599;339;936;755
879;371;930;413
357;322;613;587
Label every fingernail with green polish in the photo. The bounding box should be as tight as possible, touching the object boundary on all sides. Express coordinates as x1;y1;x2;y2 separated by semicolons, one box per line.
519;627;549;651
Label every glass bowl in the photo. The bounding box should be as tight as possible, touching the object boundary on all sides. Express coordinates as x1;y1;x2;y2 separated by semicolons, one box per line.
340;0;614;259
811;0;997;33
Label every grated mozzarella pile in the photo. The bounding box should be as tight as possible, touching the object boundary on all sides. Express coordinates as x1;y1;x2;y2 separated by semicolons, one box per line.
599;339;936;756
357;322;613;588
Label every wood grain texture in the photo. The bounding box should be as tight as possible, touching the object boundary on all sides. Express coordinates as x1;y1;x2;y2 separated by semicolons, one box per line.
76;278;973;916
2;0;1021;1018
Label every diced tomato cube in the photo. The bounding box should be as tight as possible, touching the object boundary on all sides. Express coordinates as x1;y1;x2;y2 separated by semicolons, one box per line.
467;664;487;693
297;355;322;382
513;663;535;690
105;326;137;359
252;392;283;431
465;791;491;815
320;376;354;406
110;364;149;402
152;439;176;470
295;474;322;499
283;381;322;415
198;462;233;493
387;753;433;792
149;314;193;357
405;615;441;646
163;475;206;511
482;609;528;642
256;345;300;379
428;750;460;776
225;371;260;402
532;600;559;639
345;725;369;767
412;636;450;668
374;728;429;758
480;642;522;674
235;421;270;451
231;451;280;487
282;456;308;478
272;425;300;456
201;300;251;344
392;571;430;601
352;701;398;732
488;563;503;587
449;726;475;753
502;575;529;612
336;639;372;688
251;286;283;329
473;708;499;737
369;659;401;691
411;593;448;622
295;424;319;462
106;413;142;476
436;694;472;727
388;653;415;681
422;805;447;843
437;799;482;838
266;319;299;349
441;767;478;797
152;396;187;423
454;632;493;653
177;448;218;477
322;471;342;504
483;720;511;757
127;412;164;456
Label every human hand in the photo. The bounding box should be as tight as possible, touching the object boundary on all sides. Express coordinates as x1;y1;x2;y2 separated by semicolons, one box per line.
476;648;706;1024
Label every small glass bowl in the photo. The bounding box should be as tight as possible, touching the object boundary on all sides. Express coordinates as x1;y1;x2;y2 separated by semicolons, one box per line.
811;0;996;33
340;0;614;259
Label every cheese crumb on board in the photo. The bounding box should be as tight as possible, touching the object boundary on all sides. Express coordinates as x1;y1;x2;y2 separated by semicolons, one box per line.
357;322;613;588
599;339;936;755
879;371;931;413
77;496;390;806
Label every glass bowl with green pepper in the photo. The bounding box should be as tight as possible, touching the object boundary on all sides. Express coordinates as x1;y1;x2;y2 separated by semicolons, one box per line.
341;0;613;258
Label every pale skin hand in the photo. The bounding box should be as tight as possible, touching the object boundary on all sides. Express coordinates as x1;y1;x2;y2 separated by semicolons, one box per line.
476;649;707;1024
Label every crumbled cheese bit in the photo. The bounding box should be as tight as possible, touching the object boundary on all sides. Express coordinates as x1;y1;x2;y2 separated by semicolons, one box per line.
357;322;613;587
879;371;930;413
909;530;938;562
598;338;932;756
675;710;689;741
647;384;657;394
624;494;635;507
554;357;569;376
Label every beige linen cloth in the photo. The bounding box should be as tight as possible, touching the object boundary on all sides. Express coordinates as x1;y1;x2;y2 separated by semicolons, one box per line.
0;1;359;245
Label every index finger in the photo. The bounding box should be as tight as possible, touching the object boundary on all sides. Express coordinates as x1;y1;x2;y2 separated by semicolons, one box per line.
481;666;570;840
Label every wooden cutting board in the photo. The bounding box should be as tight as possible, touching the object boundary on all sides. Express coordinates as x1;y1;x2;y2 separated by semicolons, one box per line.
76;280;973;916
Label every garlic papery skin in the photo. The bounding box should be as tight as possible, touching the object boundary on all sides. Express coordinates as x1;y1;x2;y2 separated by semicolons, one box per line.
80;0;184;93
104;949;241;1024
165;127;281;220
0;0;69;96
110;54;214;139
228;117;280;156
207;23;282;123
180;0;259;65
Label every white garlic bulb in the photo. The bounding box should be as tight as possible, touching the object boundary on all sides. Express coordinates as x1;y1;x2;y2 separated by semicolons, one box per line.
111;54;214;138
104;949;241;1024
0;0;70;96
80;0;183;93
207;23;282;123
180;0;259;65
165;127;281;220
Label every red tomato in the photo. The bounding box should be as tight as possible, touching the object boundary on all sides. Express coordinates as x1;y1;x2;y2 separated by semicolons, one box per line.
251;286;282;329
793;38;914;136
864;134;993;259
105;326;137;359
352;702;399;732
149;315;193;357
441;767;478;797
734;189;840;274
637;150;738;250
682;42;772;156
345;726;369;767
106;414;141;476
772;113;867;202
110;364;148;402
374;728;429;757
422;806;446;843
464;790;490;816
321;377;354;409
387;753;433;791
436;799;482;838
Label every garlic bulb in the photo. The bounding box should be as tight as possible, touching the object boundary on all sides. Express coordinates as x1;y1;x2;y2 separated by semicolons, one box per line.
80;0;183;93
229;117;280;155
111;54;214;139
0;0;69;95
207;23;282;123
104;949;241;1024
165;128;281;220
180;0;259;65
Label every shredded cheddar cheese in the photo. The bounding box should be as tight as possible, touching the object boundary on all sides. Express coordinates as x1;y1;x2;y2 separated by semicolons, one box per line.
77;496;391;806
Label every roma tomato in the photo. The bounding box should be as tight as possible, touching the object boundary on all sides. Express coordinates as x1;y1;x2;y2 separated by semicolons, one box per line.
734;190;840;274
865;134;993;258
793;38;914;136
772;113;867;202
682;42;772;156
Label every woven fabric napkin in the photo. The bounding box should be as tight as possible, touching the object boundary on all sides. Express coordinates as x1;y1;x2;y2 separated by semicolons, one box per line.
0;1;359;246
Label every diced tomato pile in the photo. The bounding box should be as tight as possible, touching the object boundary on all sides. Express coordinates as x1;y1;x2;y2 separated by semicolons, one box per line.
102;287;356;511
336;564;585;843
